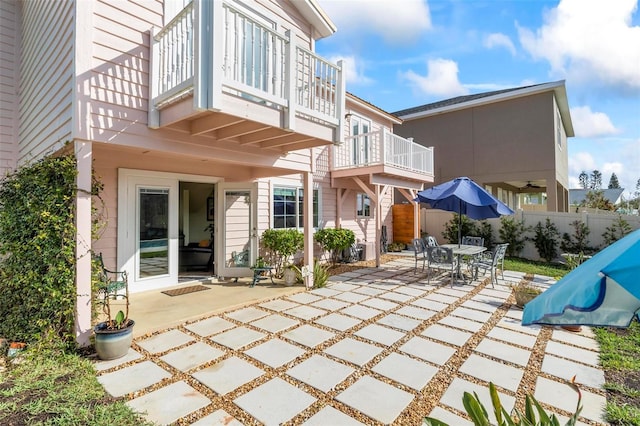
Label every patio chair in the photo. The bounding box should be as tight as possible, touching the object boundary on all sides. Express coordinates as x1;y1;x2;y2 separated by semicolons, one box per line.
412;238;427;273
462;236;484;247
426;246;458;287
470;243;509;287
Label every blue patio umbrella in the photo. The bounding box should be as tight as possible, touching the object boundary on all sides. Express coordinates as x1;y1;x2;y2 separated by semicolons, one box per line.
415;177;514;245
522;229;640;328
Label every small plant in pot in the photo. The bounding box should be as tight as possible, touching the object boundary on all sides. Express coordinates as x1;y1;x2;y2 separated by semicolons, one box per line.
512;281;542;308
93;255;134;360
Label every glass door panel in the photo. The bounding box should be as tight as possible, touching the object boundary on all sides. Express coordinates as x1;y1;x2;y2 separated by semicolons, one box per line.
217;184;256;279
138;188;169;278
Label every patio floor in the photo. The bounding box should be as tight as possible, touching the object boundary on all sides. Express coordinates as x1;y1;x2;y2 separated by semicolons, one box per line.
94;257;607;425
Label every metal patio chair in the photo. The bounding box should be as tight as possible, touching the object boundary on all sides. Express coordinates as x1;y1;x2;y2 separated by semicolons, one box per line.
426;246;458;287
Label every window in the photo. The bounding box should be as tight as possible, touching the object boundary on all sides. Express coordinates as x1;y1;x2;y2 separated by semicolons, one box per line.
351;115;371;165
273;187;319;229
356;193;371;217
556;111;562;148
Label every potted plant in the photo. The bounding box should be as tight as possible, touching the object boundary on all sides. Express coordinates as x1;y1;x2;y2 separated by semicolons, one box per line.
93;255;134;360
283;262;302;286
512;281;542;308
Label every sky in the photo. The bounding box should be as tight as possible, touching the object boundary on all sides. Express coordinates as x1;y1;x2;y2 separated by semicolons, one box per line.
315;0;640;198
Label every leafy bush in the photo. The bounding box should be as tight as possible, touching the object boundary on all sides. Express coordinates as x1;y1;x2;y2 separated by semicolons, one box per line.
602;215;632;246
560;220;593;254
532;218;560;262
442;214;476;244
499;216;529;257
312;259;329;288
476;220;495;250
0;155;79;347
260;228;303;277
314;228;355;265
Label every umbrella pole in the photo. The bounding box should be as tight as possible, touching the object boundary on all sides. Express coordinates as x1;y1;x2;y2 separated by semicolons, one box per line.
458;202;462;247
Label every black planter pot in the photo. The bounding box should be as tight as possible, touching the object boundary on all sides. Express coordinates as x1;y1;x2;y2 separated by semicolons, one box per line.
94;320;135;360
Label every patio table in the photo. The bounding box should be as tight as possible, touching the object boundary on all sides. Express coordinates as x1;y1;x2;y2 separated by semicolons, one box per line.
441;244;487;283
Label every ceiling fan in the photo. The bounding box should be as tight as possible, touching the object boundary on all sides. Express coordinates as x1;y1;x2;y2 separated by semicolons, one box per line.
520;181;542;190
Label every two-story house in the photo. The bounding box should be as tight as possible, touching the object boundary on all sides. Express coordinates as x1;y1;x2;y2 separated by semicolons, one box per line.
0;0;433;344
393;81;575;213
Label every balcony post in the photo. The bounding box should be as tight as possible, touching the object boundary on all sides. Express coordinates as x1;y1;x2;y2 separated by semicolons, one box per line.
284;30;296;131
193;0;208;111
148;27;160;128
208;0;224;111
335;59;346;144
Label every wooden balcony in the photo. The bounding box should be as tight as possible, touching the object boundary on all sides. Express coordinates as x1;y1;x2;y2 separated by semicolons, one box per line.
331;129;434;190
148;0;346;154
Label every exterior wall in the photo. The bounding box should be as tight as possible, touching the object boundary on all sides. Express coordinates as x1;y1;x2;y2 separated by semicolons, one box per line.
0;0;19;175
553;96;569;188
16;0;74;164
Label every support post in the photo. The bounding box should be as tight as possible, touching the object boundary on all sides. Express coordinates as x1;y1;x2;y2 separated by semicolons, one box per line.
303;172;314;289
75;141;93;347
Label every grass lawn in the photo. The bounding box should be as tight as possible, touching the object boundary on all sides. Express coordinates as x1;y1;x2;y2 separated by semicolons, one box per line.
1;258;637;425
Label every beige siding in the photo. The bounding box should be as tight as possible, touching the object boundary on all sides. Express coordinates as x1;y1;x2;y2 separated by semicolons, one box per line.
17;0;74;163
0;0;19;175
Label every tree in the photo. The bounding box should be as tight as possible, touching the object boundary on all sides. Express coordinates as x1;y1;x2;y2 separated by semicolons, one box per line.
578;171;589;189
589;170;602;190
580;190;615;210
607;173;621;189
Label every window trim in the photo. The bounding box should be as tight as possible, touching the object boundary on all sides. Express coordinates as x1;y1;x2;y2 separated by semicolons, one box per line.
272;185;320;229
356;192;372;218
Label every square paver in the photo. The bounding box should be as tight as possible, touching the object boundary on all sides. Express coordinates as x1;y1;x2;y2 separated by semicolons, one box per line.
284;305;327;320
545;340;600;367
226;307;269;323
360;297;398;311
250;314;299;333
394;286;427;297
439;315;484;333
551;328;600;350
210;326;266;350
160;341;224;372
379;291;413;303
192;409;243;426
422;324;473;346
282;324;335;348
377;313;422;331
185;316;235;337
193;356;263;394
310;287;342;297
336;375;414;424
287;354;355;392
137;329;194;354
341;304;382;320
234;378;315;425
474;339;531;367
315;313;362;331
428;293;459;304
259;299;300;312
98;361;171;397
487;325;538;348
287;292;323;304
127;381;209;425
400;336;457;365
311;298;350;311
324;338;383;366
396;305;436;320
355;324;405;346
353;286;386;296
541;354;605;388
244;339;306;368
94;349;142;372
373;353;438;391
451;306;493;322
534;376;607;424
462;299;501;313
411;298;448;311
427;407;473;426
334;291;370;303
441;378;515;424
329;282;361;292
302;406;366;425
459;354;524;392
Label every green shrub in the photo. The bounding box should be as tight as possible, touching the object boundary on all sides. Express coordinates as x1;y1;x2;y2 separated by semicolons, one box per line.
312;259;329;288
0;155;79;347
560;219;593;254
499;216;529;257
442;214;476;244
260;228;303;277
314;228;355;265
602;215;632;246
476;220;495;250
532;218;560;263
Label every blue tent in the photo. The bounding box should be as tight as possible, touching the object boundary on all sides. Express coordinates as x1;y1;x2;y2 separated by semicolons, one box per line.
522;229;640;328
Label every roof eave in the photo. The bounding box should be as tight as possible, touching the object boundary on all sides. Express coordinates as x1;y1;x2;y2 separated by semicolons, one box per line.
293;0;336;39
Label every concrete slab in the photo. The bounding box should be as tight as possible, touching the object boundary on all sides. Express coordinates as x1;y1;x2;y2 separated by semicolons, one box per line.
310;298;350;311
287;292;323;304
394;286;427;297
225;306;269;323
210;326;266;350
355;324;406;346
284;305;327;320
310;287;342;297
379;291;414;303
411;298;448;312
336;375;414;424
250;314;299;333
234;378;316;426
461;299;501;313
451;306;493;322
324;337;383;366
487;326;538;349
360;297;399;311
258;299;299;312
191;409;243;426
160;341;224;372
281;324;335;348
373;352;438;391
329;282;361;292
440;378;515;424
127;381;209;425
302;406;366;425
427;293;459;304
93;349;142;372
377;313;422;331
352;286;386;296
244;338;306;368
287;354;355;392
459;354;524;392
193;356;263;395
334;291;370;303
545;340;600;367
475;339;531;367
184;316;235;337
396;305;437;320
439;316;484;333
136;329;194;354
340;304;382;320
551;328;600;351
541;354;605;388
98;361;171;397
427;407;473;426
315;313;362;331
497;316;541;336
534;376;607;424
400;336;457;366
422;324;473;347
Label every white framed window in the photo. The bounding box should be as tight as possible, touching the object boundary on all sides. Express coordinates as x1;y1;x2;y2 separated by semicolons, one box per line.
356;193;371;217
351;115;371;165
273;187;319;229
556;111;562;148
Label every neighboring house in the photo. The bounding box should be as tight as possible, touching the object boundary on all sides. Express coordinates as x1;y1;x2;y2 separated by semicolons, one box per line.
0;0;432;344
393;81;575;213
569;188;625;207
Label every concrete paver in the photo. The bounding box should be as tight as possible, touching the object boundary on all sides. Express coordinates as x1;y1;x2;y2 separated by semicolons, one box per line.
441;378;516;424
310;298;350;311
545;340;600;367
191;410;243;426
98;360;171;397
315;312;361;331
355;323;405;346
302;406;366;425
376;313;422;331
324;337;383;366
225;306;269;323
244;338;305;368
249;314;299;333
541;354;605;388
127;381;209;425
534;376;607;424
184;316;234;337
193;356;263;394
422;323;473;346
396;305;437;320
475;338;532;367
160;341;224;372
283;305;326;320
210;326;266;350
459;354;524;392
340;304;382;320
136;329;194;354
439;315;484;332
287;354;355;392
400;336;457;365
281;324;335;348
487;326;538;348
373;352;438;391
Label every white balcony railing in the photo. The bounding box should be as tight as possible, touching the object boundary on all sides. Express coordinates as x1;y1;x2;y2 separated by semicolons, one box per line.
149;0;344;131
333;129;434;176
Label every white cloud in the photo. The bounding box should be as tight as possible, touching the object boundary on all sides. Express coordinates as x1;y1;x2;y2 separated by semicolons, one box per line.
517;0;640;92
569;151;596;177
401;58;469;98
318;0;432;44
484;33;516;55
570;106;619;138
328;55;374;87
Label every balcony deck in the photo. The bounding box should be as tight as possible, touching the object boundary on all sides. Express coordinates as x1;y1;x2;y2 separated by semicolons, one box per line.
149;0;345;154
331;129;434;190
